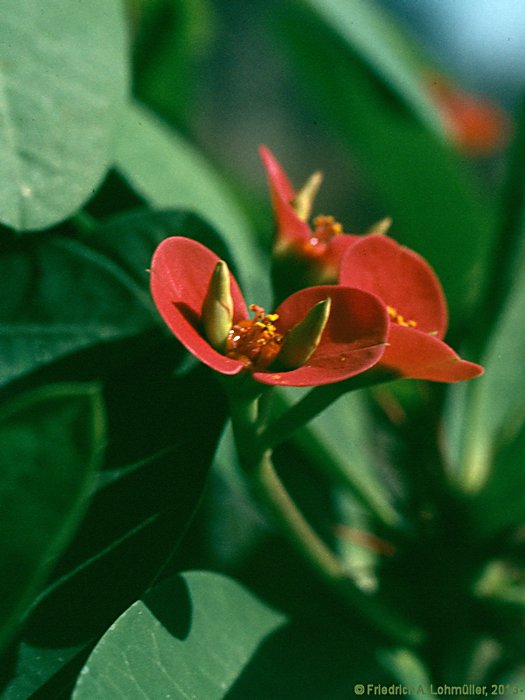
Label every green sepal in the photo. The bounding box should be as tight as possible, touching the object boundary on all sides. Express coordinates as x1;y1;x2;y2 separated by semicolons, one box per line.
201;260;234;352
278;297;331;369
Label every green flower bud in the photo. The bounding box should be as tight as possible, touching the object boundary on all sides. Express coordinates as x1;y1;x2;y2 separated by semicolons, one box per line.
278;297;331;369
201;261;234;352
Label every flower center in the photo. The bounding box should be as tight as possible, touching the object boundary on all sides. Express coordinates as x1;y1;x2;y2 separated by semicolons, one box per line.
225;304;284;370
308;215;343;249
387;305;417;328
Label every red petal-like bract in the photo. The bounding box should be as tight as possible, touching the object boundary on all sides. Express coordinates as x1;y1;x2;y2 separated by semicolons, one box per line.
259;145;311;249
151;237;389;387
339;235;483;382
150;237;248;376
254;285;388;386
382;326;483;382
259;146;358;283
428;74;510;156
340;234;447;336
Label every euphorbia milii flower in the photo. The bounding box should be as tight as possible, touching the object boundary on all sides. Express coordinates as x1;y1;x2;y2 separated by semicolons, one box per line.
339;234;483;382
259;145;359;287
150;237;389;387
427;73;510;156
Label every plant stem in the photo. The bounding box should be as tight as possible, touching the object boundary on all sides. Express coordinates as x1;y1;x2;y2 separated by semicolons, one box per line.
260;371;393;450
251;451;424;647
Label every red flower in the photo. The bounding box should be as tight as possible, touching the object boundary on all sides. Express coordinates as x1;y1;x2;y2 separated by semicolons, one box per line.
150;237;389;387
259;146;358;284
427;74;510;156
339;235;483;382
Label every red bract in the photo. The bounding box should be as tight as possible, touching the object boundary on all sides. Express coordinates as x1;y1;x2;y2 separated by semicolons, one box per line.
339;235;483;382
259;145;357;283
150;237;389;387
427;74;510;156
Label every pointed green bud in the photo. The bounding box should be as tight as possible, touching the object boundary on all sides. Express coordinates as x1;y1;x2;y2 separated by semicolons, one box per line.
292;170;324;221
201;260;234;352
366;216;393;235
278;297;332;369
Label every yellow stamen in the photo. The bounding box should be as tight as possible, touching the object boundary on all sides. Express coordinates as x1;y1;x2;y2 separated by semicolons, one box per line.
387;305;417;328
226;304;283;370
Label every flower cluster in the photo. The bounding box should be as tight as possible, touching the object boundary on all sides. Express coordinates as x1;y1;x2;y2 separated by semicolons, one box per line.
150;148;483;389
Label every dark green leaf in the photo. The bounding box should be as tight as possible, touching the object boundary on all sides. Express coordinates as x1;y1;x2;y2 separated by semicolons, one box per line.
133;0;213;129
0;383;105;652
114;101;269;302
0;236;155;387
0;0;129;232
275;0;496;324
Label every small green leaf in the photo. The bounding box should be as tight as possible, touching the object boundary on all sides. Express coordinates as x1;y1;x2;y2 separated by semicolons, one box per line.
0;383;105;652
114;101;269;302
0;0;129;231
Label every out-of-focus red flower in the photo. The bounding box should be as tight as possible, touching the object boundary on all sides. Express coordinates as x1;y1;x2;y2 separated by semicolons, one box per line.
339;235;484;382
428;74;510;155
150;236;389;387
260;146;359;285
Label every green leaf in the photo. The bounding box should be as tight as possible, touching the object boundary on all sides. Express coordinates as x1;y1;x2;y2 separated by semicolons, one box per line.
274;0;496;323
443;238;525;496
73;570;402;698
0;383;105;652
0;0;129;232
301;0;446;136
133;0;213;128
446;249;525;500
73;571;285;699
91;207;240;288
0;236;155;387
114;101;269;302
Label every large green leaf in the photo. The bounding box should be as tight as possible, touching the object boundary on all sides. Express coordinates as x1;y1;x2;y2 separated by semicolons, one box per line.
114;101;269;302
0;383;105;652
0;0;129;232
73;571;400;698
274;0;495;324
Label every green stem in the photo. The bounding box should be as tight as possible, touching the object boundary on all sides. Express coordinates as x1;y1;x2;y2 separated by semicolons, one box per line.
252;452;424;646
226;390;262;468
260;370;393;451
